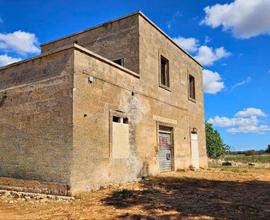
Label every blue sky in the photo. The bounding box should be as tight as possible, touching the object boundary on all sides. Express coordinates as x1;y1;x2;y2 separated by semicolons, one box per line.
0;0;269;151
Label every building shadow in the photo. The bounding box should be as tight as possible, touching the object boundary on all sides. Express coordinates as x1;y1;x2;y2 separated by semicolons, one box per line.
102;175;270;219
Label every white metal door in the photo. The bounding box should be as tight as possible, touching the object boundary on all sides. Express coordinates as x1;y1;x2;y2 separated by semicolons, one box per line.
191;133;200;169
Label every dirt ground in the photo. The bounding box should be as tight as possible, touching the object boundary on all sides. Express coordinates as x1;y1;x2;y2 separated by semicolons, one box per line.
0;168;269;220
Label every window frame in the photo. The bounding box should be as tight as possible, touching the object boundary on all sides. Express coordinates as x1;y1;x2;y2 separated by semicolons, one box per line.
159;55;170;90
188;74;196;102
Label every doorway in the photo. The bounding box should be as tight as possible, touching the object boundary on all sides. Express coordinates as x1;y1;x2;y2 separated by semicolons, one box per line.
158;126;173;172
191;132;200;169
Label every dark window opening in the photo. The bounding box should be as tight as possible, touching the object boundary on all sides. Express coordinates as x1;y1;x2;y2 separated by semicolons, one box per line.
113;116;121;123
191;128;198;134
112;115;129;124
160;56;170;88
123;118;129;124
113;58;124;66
189;75;196;100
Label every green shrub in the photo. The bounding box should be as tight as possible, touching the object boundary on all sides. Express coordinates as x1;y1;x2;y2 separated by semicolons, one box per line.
205;122;230;159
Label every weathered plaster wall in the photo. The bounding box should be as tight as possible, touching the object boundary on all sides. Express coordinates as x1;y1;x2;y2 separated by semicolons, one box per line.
71;48;140;193
138;15;208;169
41;14;139;73
0;49;74;184
71;24;207;192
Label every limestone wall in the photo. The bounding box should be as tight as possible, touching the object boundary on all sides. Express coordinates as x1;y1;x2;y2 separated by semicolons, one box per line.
41;14;139;73
0;48;74;184
71;28;207;192
138;15;208;169
0;12;207;194
71;47;140;193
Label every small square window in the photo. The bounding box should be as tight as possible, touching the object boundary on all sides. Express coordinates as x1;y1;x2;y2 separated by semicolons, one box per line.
113;116;121;123
189;75;196;100
113;58;124;66
123;117;129;124
160;56;170;88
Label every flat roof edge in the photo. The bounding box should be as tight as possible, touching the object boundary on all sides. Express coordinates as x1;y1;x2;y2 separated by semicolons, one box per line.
0;44;75;72
40;11;202;67
40;11;141;48
0;43;140;79
73;44;140;78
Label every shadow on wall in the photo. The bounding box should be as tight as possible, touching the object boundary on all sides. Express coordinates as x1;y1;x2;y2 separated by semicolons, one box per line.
137;161;149;178
0;92;7;107
102;176;270;219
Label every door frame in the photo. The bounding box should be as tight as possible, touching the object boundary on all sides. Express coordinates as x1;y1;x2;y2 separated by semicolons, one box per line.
156;122;175;172
190;129;200;169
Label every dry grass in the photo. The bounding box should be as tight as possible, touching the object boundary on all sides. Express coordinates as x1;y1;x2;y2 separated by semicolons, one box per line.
224;154;270;163
0;168;269;220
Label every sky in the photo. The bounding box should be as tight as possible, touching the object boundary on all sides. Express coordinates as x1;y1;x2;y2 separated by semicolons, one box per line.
0;0;269;151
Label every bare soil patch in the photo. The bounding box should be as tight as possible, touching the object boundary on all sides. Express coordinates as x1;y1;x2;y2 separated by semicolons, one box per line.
0;168;269;220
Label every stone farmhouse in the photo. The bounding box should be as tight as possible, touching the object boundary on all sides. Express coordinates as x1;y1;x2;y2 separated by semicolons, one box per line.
0;12;207;194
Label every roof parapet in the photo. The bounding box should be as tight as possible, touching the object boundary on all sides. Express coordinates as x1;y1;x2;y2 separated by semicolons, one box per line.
0;43;140;79
40;11;202;67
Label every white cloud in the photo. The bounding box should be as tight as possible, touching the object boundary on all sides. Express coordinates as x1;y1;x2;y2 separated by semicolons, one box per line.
195;46;231;66
231;77;251;90
173;37;199;53
208;107;270;134
209;115;259;128
235;107;267;118
228;125;270;134
173;37;230;66
0;54;21;67
203;69;225;94
0;30;40;55
173;37;230;94
201;0;270;39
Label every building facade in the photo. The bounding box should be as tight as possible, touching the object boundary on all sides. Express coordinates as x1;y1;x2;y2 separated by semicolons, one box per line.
0;12;207;194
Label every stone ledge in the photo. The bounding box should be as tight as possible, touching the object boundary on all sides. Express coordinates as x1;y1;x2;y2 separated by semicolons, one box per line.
0;190;74;202
0;177;70;196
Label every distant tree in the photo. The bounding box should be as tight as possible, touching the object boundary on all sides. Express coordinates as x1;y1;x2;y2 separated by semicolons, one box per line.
244;150;256;156
205;122;230;158
266;145;270;153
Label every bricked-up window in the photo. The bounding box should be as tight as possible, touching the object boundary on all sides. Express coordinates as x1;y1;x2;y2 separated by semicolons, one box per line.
160;56;170;88
111;115;129;159
189;75;196;100
113;58;124;66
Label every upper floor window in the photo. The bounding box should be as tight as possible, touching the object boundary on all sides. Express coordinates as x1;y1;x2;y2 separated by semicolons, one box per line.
189;74;196;100
160;56;170;88
113;58;124;66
